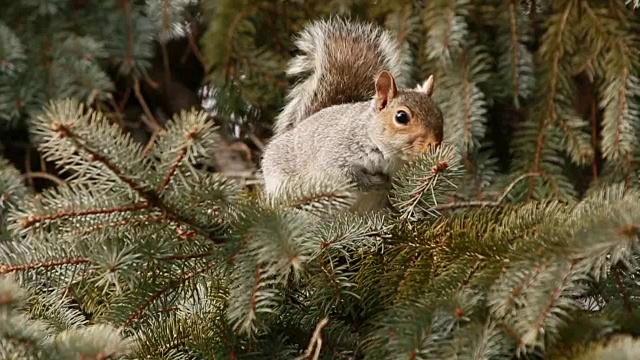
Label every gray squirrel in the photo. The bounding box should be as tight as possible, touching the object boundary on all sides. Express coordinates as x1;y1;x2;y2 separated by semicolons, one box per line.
261;17;444;212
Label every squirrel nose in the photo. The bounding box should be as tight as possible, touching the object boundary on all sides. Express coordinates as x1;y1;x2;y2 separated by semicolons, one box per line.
415;134;441;154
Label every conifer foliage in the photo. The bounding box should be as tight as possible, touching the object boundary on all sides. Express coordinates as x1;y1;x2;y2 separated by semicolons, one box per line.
2;0;640;359
0;0;198;128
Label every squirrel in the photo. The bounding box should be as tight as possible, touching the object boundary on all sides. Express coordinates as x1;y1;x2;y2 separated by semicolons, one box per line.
261;17;444;212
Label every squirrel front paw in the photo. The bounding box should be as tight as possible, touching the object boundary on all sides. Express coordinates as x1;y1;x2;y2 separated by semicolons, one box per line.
352;168;391;191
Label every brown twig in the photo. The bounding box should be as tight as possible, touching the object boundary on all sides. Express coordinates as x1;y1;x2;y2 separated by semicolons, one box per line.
143;72;161;89
105;97;126;127
75;214;164;235
162;252;212;261
133;76;163;133
0;258;89;274
122;0;134;72
320;264;341;298
247;133;265;152
509;0;521;105
614;267;632;313
19;203;150;229
24;149;34;191
591;94;599;182
147;335;191;357
249;263;263;314
118;85;132;110
429;172;539;213
395;1;410;51
157;145;188;192
295;317;330;360
186;23;207;69
160;0;172;96
160;42;172;94
22;171;65;186
224;11;248;72
142;130;159;156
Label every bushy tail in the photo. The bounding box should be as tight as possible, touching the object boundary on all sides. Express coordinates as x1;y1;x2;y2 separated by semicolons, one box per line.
273;17;412;136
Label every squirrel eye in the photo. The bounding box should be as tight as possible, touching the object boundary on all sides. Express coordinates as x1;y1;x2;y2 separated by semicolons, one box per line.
394;110;410;125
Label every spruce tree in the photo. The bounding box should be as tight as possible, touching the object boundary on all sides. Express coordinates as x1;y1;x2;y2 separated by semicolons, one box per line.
2;1;640;359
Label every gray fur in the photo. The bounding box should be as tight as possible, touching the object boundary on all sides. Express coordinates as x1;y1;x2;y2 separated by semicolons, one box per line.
273;17;412;136
263;99;408;212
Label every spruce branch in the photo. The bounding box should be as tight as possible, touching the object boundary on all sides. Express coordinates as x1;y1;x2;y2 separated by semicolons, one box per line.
520;260;578;347
115;0;155;76
18;203;151;230
72;214;165;236
423;0;471;63
266;175;357;217
512;0;587;200
365;290;483;359
301;214;385;315
32;99;151;188
390;144;464;220
435;44;491;157
201;0;259;77
508;0;522;102
442;320;513;359
152;108;219;193
490;261;550;319
157;146;185;192
0;258;90;275
531;1;572;176
490;257;588;352
568;205;640;281
226;204;320;334
496;0;534;108
319;264;342;299
119;261;217;329
227;261;279;335
0;21;26;77
614;268;632;313
30;99;227;241
581;2;640;164
0;65;45;126
0;157;27;241
305;213;386;261
0;276;132;359
145;0;198;44
429;172;540;213
53;324;133;359
50;35;114;105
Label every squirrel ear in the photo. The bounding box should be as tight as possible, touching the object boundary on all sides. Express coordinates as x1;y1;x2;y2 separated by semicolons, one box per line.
416;75;435;97
375;70;397;111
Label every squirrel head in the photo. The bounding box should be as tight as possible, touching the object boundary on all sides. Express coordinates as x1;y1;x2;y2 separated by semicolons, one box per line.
373;70;443;161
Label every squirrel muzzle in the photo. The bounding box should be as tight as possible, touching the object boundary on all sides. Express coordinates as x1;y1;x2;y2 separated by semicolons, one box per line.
411;131;442;155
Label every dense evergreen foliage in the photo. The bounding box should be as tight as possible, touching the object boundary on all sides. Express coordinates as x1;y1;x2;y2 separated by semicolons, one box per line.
2;0;640;359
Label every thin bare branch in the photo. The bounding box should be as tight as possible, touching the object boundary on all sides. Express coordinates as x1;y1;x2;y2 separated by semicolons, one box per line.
430;172;540;213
